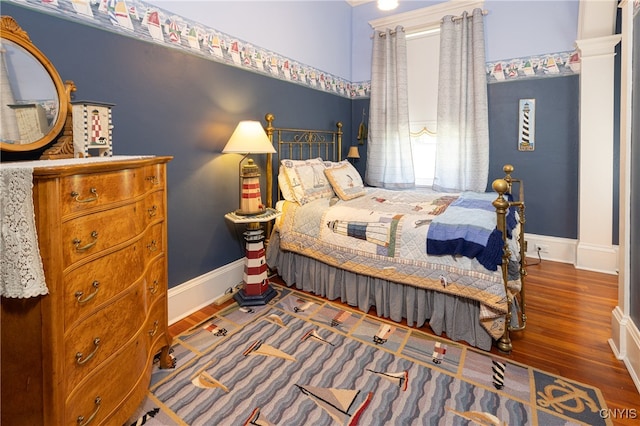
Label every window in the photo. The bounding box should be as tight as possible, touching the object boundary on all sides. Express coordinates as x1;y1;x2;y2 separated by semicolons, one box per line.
407;29;439;186
369;0;483;187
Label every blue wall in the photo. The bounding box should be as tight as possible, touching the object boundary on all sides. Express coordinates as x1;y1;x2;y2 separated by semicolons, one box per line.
2;3;352;288
487;77;580;239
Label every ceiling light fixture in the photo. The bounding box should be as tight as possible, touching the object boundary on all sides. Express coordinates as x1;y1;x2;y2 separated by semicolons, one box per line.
377;0;398;11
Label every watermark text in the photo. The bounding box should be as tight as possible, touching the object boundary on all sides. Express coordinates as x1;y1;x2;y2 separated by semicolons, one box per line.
600;408;638;420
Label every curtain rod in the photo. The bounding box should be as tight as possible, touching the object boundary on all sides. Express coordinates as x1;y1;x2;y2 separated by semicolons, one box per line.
441;9;489;23
375;9;489;37
377;27;405;38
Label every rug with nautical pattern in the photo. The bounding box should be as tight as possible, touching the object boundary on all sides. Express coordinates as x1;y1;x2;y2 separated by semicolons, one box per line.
127;285;611;426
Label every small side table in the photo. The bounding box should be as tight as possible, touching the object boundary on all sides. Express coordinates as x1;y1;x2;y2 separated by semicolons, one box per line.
225;208;281;306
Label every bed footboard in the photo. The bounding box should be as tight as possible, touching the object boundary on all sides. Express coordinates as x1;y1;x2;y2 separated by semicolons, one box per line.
492;164;527;353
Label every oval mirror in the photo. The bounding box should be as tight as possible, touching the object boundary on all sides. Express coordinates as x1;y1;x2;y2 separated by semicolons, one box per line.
0;16;67;152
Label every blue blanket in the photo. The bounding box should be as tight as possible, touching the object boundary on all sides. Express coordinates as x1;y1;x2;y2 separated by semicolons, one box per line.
426;192;516;271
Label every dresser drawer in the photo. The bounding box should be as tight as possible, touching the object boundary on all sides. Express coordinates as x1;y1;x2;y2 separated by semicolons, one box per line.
65;332;150;426
144;256;166;309
63;240;157;330
62;199;164;267
147;295;169;355
139;190;165;228
60;169;145;216
142;222;165;263
141;163;166;192
62;202;138;267
64;285;146;396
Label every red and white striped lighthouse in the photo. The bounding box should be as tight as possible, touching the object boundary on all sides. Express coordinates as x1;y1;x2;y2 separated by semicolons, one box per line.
242;224;269;296
239;159;265;215
234;221;277;306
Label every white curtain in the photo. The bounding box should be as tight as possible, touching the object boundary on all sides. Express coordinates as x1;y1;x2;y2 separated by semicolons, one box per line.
366;27;414;189
433;8;489;192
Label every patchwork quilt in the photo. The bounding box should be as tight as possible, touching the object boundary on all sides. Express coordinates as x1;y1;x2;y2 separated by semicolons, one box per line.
427;191;517;271
274;188;521;340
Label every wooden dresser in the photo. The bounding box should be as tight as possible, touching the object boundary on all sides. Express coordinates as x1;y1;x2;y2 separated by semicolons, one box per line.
1;156;174;426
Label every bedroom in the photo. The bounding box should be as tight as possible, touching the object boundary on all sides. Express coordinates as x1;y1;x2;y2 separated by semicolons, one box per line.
0;0;638;421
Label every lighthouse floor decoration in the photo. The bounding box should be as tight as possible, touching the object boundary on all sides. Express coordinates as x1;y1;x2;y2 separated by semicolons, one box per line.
224;208;281;306
222;120;278;306
71;100;114;157
233;219;278;306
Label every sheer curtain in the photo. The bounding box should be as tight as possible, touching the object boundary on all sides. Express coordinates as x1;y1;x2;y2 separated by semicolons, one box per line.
433;8;489;192
365;27;415;189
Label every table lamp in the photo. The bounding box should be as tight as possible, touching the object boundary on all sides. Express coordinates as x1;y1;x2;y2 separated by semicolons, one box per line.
347;145;360;163
222;120;276;215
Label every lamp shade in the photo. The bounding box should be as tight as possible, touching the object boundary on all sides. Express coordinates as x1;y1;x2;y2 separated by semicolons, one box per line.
222;121;275;154
347;145;360;159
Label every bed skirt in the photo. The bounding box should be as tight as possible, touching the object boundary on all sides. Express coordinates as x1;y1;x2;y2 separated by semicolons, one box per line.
266;231;493;351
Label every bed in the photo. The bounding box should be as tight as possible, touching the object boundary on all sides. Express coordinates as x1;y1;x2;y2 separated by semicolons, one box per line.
262;113;526;352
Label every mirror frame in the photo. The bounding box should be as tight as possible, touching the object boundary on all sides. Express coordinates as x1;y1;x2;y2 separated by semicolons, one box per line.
0;16;68;153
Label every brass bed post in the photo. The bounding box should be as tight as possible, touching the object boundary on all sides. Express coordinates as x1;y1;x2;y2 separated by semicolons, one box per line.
264;113;275;242
502;165;527;331
517;200;527;330
492;178;513;353
264;113;275;210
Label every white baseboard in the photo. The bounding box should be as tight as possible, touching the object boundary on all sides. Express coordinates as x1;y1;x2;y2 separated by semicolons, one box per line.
523;233;577;265
524;233;618;275
576;241;619;275
609;306;640;394
167;259;244;325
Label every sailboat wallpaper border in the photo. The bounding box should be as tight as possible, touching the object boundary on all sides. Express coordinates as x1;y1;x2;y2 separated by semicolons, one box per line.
7;0;580;100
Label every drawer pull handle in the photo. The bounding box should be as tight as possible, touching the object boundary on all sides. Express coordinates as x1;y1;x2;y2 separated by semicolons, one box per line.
76;338;101;365
146;175;159;185
76;281;100;304
147;240;158;252
148;320;159;337
149;280;159;295
77;396;101;426
73;231;99;252
71;188;99;203
148;205;158;217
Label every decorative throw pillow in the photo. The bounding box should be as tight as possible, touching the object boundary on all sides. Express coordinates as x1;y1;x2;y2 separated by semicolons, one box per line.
278;168;296;202
324;160;366;200
279;158;334;204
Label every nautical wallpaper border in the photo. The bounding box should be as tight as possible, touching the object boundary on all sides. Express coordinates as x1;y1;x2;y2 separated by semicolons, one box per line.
7;0;584;99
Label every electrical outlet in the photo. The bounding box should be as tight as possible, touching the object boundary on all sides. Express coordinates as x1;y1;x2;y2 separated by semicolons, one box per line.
535;244;549;254
214;285;241;305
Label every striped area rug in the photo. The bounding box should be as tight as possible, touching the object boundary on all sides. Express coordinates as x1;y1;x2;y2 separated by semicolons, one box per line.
127;285;611;426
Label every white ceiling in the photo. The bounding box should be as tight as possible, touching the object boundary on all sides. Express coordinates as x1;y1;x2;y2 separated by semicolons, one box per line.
345;0;374;6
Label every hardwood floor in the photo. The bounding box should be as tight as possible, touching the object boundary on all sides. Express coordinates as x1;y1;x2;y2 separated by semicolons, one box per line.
169;259;640;425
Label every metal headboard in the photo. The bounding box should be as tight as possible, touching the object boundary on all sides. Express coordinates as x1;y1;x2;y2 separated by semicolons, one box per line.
263;113;343;209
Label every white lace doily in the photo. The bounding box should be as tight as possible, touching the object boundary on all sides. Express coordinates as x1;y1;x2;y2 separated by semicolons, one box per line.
0;166;48;298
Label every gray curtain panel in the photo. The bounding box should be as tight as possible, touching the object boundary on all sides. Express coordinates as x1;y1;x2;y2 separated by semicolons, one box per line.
434;8;489;192
366;26;415;189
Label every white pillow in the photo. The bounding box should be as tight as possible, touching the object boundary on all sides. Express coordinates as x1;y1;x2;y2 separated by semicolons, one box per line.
278;168;296;202
324;160;366;200
279;158;334;204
